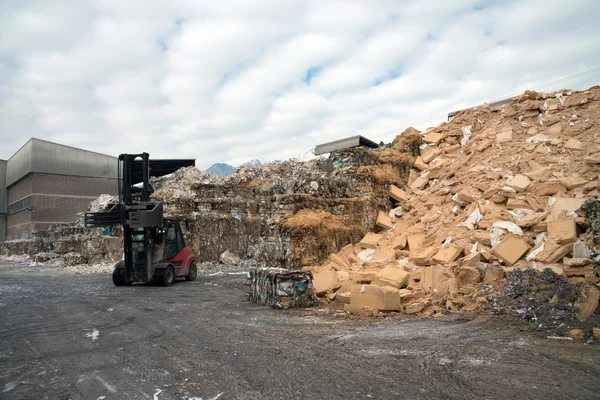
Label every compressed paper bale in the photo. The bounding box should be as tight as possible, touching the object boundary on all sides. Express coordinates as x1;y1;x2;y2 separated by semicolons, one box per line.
564;138;583;150
376;211;393;230
359;233;383;249
456;266;481;288
372;265;410;288
575;285;600;321
550;197;585;218
423;132;443;144
390;234;408;250
536;182;566;196
343;303;379;316
349;284;401;311
547;218;577;245
409;246;438;266
399;288;426;304
421;265;456;295
461;252;481;267
536;242;574;264
506;174;531;192
496;127;513;144
410;175;430;190
404;301;426;314
407;233;426;251
483;264;505;287
413;156;428;171
433;246;462;264
389;185;409;203
371;248;396;263
313;270;341;296
491;234;530;266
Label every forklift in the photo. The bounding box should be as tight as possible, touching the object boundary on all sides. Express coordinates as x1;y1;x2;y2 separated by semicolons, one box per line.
85;153;197;286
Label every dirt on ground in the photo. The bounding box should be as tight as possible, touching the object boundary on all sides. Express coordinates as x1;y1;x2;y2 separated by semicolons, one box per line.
1;261;599;400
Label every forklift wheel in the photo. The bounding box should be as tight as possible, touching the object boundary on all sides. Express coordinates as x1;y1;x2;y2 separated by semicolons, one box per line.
185;263;197;282
112;268;132;286
160;266;175;287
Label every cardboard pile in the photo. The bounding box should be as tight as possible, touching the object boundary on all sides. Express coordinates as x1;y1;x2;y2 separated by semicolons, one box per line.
311;85;600;323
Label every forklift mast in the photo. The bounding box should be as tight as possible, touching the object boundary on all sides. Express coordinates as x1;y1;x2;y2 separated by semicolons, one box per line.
85;153;164;282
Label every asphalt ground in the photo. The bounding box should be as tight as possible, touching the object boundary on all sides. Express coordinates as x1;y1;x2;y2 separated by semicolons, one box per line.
1;262;599;400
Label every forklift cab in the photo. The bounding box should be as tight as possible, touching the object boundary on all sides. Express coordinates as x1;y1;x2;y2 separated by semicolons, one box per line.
122;219;196;286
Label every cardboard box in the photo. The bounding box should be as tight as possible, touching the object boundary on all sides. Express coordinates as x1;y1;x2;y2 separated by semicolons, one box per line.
491;234;531;266
547;218;577;244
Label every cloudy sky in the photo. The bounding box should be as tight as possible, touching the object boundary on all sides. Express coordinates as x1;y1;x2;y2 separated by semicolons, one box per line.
1;0;599;169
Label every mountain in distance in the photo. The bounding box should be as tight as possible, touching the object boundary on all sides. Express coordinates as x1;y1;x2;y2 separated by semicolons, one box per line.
206;163;237;178
206;159;263;178
244;159;262;168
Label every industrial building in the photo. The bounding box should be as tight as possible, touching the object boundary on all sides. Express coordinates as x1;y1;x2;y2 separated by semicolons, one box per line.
1;138;195;241
2;139;118;240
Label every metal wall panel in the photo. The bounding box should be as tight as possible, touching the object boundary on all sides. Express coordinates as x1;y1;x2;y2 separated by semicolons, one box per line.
0;160;7;213
6;139;33;187
6;139;118;187
31;139;118;180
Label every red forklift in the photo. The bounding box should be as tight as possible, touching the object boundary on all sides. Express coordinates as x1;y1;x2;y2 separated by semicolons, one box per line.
85;153;197;286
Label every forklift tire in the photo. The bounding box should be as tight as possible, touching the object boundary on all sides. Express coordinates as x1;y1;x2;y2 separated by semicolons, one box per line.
185;263;197;281
112;268;132;286
159;266;175;287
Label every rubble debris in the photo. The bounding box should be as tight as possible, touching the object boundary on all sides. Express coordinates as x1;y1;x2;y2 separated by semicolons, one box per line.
304;85;600;338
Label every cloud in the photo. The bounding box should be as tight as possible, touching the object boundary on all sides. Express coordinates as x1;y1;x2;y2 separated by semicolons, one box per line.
1;0;599;169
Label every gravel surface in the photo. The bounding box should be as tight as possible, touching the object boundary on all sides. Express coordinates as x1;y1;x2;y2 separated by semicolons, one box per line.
1;261;599;399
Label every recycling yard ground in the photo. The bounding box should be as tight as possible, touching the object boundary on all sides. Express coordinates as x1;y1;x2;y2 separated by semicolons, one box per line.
1;262;599;400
